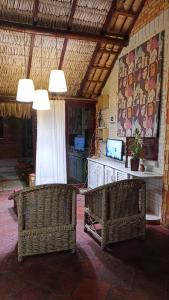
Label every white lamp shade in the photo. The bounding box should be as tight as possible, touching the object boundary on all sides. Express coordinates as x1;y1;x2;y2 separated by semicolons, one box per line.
48;70;67;93
16;79;35;102
32;89;50;110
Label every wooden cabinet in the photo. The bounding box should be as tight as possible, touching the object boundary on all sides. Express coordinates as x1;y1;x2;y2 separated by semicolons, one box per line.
114;169;128;181
66;101;96;184
105;166;115;184
104;166;128;184
88;159;128;188
68;151;87;183
88;160;104;188
88;158;163;222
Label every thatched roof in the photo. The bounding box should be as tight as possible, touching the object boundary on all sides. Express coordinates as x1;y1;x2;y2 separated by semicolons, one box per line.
0;0;146;103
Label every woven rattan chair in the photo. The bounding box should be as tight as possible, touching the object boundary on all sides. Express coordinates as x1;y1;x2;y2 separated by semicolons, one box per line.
9;184;77;262
84;179;146;249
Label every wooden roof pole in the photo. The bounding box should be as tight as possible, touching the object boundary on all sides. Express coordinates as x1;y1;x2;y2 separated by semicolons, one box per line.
77;0;118;97
58;0;78;70
0;20;128;46
96;0;146;96
26;0;40;78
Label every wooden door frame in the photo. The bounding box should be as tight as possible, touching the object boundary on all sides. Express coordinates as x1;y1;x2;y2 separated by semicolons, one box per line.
65;100;96;184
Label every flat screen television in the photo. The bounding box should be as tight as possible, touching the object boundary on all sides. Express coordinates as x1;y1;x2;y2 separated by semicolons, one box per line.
106;139;123;161
74;136;85;151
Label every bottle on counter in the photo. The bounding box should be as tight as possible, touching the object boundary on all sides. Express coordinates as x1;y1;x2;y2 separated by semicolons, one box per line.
139;159;145;172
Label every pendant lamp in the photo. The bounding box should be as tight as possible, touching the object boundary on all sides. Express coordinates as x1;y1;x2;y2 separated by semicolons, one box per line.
16;32;35;102
33;89;50;110
32;36;50;110
48;39;67;93
49;70;67;93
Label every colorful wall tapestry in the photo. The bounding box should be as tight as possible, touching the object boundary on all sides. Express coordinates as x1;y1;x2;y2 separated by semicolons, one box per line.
117;31;164;137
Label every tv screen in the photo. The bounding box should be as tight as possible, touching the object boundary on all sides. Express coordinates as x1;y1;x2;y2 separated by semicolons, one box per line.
106;139;123;161
74;136;85;151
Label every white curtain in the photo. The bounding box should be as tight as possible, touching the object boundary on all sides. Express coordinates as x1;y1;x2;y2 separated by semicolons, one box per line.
36;100;67;184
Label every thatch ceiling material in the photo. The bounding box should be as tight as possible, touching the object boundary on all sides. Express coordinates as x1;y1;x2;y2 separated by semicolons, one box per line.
0;103;32;118
0;0;146;102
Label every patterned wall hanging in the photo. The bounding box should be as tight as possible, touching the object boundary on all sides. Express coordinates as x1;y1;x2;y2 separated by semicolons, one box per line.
117;31;164;137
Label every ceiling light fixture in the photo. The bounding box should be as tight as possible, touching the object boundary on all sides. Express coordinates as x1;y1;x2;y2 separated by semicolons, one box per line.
32;36;50;110
16;32;35;102
48;39;67;93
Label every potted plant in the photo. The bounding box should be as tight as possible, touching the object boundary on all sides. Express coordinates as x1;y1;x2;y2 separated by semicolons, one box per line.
130;128;143;171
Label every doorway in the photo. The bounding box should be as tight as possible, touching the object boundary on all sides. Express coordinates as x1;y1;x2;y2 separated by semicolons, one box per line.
66;101;96;184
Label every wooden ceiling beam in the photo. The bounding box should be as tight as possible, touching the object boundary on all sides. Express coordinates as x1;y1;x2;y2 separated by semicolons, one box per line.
0;20;129;46
78;1;120;97
92;65;110;71
77;1;119;97
99;48;118;55
127;0;146;33
77;43;101;96
67;0;78;29
58;0;78;70
32;0;40;24
58;39;68;70
96;53;119;96
27;35;35;78
27;0;40;78
115;9;137;18
0;95;97;103
102;0;117;33
88;1;146;97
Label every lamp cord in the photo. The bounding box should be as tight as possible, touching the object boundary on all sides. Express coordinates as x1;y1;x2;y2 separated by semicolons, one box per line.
24;32;26;78
56;38;58;69
41;35;42;89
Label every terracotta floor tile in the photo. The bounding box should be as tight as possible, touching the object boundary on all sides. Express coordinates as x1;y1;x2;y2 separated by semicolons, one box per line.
0;191;169;300
72;278;110;300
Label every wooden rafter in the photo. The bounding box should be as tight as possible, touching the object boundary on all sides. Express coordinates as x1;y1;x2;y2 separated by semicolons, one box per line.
27;35;35;78
78;0;118;97
27;0;40;78
58;0;78;70
58;39;68;70
67;0;78;29
79;0;146;98
96;52;120;96
0;95;97;103
102;0;117;33
127;0;146;33
32;0;40;24
87;44;114;97
115;9;137;18
99;48;118;55
92;65;110;71
0;19;129;46
77;43;101;96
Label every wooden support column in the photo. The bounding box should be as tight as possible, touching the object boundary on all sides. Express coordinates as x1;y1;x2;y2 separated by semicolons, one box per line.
162;69;169;226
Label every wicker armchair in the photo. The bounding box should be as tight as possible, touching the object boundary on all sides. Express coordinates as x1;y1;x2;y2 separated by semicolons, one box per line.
9;184;77;262
84;179;146;249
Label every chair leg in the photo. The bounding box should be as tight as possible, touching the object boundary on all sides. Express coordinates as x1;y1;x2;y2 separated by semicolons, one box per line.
71;245;76;253
140;234;146;240
18;255;23;262
101;226;107;250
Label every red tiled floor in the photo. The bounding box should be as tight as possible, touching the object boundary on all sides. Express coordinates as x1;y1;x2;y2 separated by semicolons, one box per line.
72;278;110;300
0;191;169;300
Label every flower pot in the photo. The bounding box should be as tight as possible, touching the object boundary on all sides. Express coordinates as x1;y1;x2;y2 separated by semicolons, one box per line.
130;158;140;171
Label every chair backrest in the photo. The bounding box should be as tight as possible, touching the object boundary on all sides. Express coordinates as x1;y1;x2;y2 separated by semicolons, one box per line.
106;179;145;220
85;179;146;221
9;184;77;229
